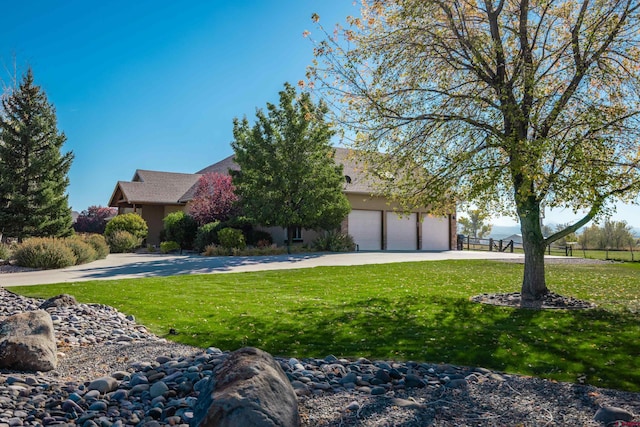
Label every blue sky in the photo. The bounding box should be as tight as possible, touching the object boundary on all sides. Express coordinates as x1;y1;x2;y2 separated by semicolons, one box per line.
2;0;639;229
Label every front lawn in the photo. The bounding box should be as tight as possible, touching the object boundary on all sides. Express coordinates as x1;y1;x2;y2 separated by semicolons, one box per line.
10;260;640;391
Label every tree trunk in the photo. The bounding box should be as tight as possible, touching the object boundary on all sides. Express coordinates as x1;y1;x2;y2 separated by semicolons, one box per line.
519;204;548;306
286;227;293;255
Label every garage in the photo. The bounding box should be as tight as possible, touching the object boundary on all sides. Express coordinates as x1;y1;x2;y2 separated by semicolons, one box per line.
421;215;450;250
386;212;418;250
348;210;382;250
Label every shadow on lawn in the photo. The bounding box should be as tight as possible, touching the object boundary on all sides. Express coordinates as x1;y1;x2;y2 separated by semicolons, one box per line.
180;296;640;391
67;253;324;280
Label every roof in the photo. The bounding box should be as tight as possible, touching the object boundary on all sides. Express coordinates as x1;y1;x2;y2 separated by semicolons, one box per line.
109;170;201;206
109;147;382;208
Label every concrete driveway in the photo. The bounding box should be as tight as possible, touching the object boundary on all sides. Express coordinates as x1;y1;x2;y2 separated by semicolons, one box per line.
0;250;527;287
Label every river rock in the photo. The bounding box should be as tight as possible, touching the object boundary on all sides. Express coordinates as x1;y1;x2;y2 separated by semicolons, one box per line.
0;310;57;371
191;347;300;427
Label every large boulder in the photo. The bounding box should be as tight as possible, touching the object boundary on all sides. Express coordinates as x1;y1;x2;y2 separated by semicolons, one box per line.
191;347;300;427
39;294;77;310
0;310;57;371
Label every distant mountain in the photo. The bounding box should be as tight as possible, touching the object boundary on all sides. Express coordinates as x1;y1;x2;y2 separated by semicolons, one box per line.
489;225;521;239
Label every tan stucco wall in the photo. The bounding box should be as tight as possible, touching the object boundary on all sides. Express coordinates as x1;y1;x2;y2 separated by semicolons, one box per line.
141;205;166;246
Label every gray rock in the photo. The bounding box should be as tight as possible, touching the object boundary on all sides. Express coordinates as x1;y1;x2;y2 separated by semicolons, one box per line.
0;310;57;371
149;381;169;399
39;294;77;310
594;406;634;424
191;347;300;427
88;377;119;394
404;374;426;388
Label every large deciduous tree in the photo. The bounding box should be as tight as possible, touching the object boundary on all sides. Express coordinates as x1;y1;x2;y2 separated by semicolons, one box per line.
0;68;74;241
309;1;640;304
231;82;351;250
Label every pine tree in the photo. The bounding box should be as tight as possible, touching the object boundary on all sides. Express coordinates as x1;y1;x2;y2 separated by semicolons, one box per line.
0;68;74;241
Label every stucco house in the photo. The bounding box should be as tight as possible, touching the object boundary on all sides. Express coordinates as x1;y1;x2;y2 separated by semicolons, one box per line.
108;148;457;250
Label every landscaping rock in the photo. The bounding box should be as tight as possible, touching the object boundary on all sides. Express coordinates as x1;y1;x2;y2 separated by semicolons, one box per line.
594;406;634;424
0;310;57;371
39;294;77;310
191;346;300;427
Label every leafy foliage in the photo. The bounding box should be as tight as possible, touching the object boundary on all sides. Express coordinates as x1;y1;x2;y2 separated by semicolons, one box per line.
13;237;77;269
106;230;140;253
74;206;117;234
458;209;492;239
578;221;636;250
162;211;198;250
160;241;181;254
104;213;148;242
193;221;222;252
312;230;356;252
188;173;239;225
231;82;351;248
310;1;640;300
0;68;74;241
218;228;246;251
0;243;12;260
65;237;97;265
82;234;110;259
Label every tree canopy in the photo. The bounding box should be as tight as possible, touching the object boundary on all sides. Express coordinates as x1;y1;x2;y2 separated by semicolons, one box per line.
188;172;239;226
458;209;492;239
231;82;351;248
0;68;74;241
310;0;640;303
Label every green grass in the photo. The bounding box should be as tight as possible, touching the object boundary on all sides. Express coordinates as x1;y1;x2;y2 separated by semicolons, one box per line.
10;260;640;391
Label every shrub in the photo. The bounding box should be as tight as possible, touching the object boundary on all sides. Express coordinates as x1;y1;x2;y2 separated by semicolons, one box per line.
160;241;181;254
313;230;356;252
218;228;246;251
202;244;226;257
104;213;148;242
0;243;12;261
13;238;77;269
247;229;273;247
163;212;198;250
83;234;110;259
194;221;222;252
106;230;140;253
74;205;117;234
65;237;97;265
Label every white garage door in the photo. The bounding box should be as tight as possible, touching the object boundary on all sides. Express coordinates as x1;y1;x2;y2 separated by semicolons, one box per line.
421;215;450;250
386;212;418;250
348;210;382;250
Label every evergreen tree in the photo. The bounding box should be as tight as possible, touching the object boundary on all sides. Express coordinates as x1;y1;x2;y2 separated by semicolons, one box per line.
0;68;74;241
231;82;351;251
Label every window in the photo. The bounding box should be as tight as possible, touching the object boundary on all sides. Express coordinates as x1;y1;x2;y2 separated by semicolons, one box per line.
286;226;303;242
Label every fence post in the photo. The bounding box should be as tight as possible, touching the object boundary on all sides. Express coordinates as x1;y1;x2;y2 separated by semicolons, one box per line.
510;240;514;253
489;238;493;252
499;240;503;252
466;236;470;250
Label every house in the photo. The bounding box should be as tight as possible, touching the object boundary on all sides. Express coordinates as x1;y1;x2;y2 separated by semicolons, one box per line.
108;148;457;250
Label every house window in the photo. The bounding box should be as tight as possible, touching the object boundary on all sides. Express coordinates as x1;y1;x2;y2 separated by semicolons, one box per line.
286;226;303;242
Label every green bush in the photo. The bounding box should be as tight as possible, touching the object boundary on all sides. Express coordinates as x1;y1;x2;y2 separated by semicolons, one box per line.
106;230;140;253
247;229;273;247
65;237;98;265
218;228;246;251
13;238;77;269
0;243;12;261
313;230;356;252
105;213;148;242
83;234;110;259
194;221;222;252
163;211;198;250
160;241;181;254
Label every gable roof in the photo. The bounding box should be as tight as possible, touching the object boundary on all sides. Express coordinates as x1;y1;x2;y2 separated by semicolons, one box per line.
109;147;382;208
109;170;201;207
